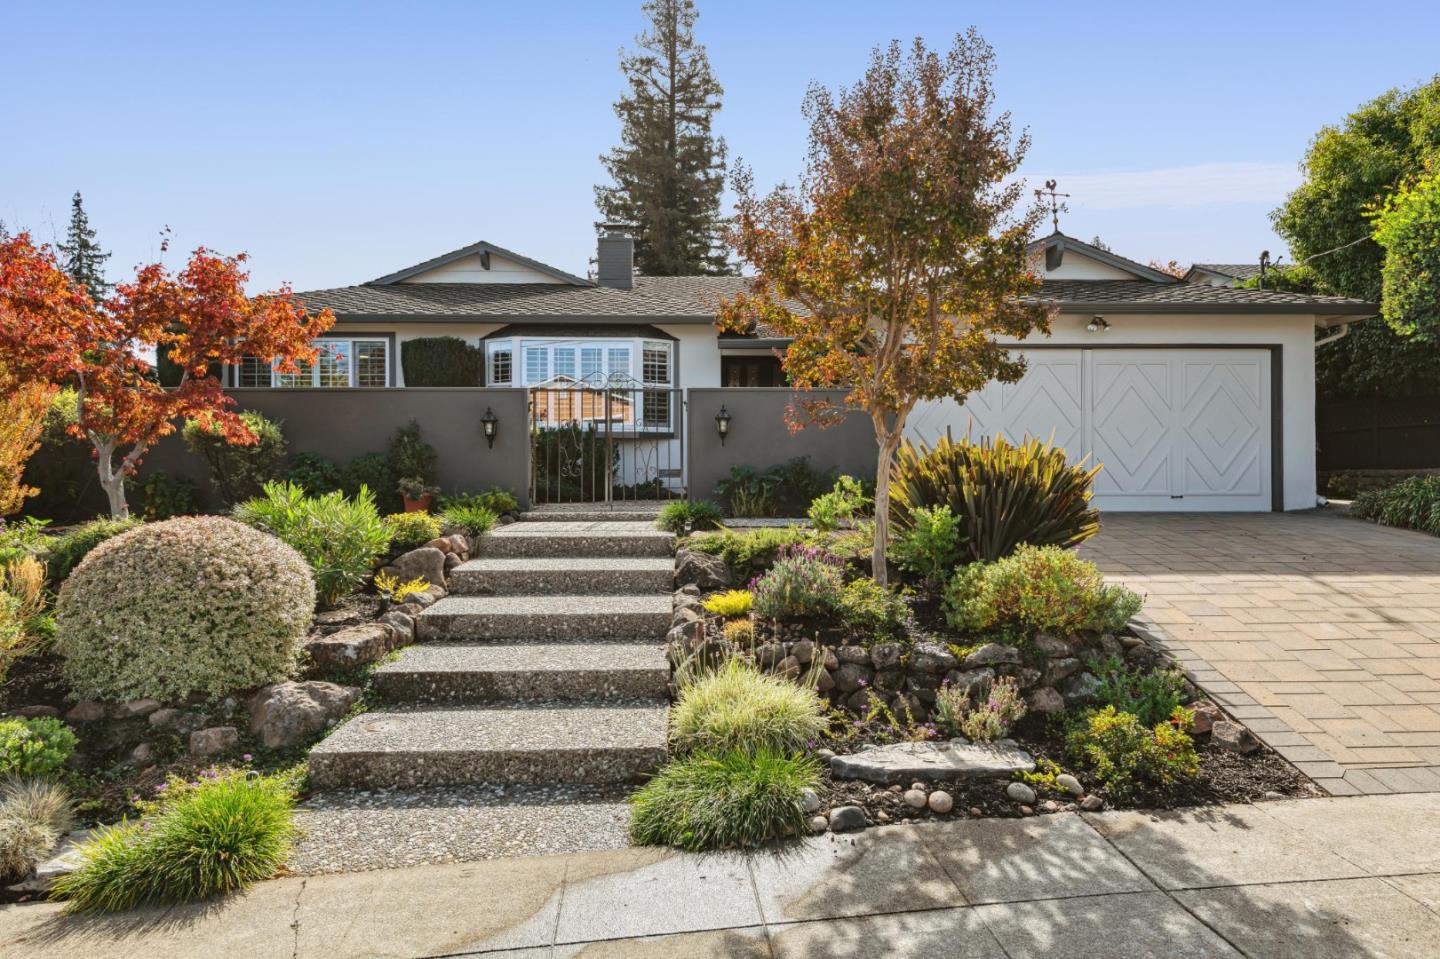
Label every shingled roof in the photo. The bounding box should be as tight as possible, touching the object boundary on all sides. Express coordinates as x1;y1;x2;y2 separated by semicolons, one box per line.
1189;262;1264;281
1033;280;1374;316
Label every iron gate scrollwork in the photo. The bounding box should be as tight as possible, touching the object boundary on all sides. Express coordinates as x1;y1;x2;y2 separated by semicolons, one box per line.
528;376;685;507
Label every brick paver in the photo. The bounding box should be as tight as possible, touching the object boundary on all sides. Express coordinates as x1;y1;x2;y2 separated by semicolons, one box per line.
1080;509;1440;796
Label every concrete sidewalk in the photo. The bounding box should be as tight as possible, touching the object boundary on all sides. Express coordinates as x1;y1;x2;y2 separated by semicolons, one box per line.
5;793;1440;958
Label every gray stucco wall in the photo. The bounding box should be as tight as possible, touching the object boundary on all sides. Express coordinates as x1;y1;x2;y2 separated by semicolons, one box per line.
686;388;879;501
140;387;531;509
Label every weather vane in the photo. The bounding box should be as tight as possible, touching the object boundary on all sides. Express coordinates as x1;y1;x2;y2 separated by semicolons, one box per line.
1034;179;1069;233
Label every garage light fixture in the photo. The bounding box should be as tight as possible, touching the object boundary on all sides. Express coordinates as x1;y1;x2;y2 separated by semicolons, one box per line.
1086;316;1110;333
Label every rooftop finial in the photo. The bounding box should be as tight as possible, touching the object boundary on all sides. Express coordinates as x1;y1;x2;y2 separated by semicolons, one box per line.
1035;179;1070;233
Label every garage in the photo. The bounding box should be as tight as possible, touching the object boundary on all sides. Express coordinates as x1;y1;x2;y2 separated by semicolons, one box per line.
906;348;1274;511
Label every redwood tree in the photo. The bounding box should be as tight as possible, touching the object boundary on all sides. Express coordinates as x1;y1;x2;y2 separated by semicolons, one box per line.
718;31;1052;583
0;233;333;518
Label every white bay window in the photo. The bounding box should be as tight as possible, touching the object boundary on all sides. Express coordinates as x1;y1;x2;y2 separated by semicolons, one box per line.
238;336;391;388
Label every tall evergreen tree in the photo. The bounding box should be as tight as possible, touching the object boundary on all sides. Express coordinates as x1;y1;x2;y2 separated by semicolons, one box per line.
58;191;111;301
596;0;731;276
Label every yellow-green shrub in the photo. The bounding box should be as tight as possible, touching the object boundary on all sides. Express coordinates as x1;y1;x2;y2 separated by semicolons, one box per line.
943;545;1142;637
671;659;826;756
703;590;753;617
383;511;441;551
1064;706;1199;800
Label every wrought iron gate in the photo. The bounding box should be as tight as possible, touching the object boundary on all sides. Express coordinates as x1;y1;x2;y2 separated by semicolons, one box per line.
528;379;685;506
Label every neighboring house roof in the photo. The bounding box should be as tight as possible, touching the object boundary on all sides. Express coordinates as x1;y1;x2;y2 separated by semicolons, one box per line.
298;275;752;322
367;240;595;286
1186;262;1263;282
1026;232;1182;284
1034;280;1375;318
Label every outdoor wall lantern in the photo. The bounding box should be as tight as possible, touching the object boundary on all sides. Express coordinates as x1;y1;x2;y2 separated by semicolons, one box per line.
1086;315;1111;333
481;407;499;449
714;405;732;446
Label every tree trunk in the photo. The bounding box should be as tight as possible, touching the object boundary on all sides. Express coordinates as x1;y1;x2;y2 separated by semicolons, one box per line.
871;426;904;586
93;439;131;519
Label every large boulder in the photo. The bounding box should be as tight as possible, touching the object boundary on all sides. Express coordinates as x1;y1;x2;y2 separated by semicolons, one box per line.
381;547;447;589
189;726;239;757
249;681;361;749
674;549;730;591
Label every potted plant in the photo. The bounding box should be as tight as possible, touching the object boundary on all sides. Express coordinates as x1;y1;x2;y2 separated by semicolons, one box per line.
398;476;439;512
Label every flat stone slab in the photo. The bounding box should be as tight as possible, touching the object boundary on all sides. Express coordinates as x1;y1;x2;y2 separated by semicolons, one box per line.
417;593;671;642
480;523;675;559
830;741;1035;784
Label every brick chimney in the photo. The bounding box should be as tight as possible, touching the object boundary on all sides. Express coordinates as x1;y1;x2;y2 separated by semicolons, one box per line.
596;227;634;290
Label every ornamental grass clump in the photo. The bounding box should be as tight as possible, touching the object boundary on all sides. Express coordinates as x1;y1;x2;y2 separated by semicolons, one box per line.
0;777;73;882
670;659;826;757
234;481;389;605
52;768;297;913
751;545;845;620
439;502;497;538
656;499;725;534
54;516;315;702
629;748;820;852
943;545;1142;638
1351;475;1440;536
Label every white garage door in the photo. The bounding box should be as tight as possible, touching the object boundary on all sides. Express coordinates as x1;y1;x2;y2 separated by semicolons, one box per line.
906;349;1272;511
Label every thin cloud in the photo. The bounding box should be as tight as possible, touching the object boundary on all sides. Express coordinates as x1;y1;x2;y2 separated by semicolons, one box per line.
1014;162;1302;209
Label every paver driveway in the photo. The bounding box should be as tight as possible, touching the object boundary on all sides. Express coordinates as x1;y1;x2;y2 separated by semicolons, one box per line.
1080;509;1440;796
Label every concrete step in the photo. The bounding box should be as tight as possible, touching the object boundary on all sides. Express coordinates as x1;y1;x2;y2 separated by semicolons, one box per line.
448;557;674;596
417;594;672;642
307;704;668;788
290;783;633;873
480;522;674;559
519;510;662;523
373;642;669;704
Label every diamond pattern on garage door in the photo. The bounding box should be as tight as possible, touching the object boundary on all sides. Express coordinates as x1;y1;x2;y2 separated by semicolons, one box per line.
1089;356;1171;496
1180;359;1265;497
905;350;1083;450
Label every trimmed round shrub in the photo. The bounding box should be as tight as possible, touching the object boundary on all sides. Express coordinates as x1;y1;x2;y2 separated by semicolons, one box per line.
54;516;315;702
670;659;826;756
44;517;141;588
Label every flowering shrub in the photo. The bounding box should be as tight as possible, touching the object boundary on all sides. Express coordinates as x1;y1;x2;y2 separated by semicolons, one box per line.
703;590;753;617
943;545;1142;637
750;545;845;620
0;716;78;778
934;676;1027;742
1064;705;1199;799
54;516;315;702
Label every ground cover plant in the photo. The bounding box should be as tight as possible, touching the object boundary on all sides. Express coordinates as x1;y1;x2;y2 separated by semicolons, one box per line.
234;482;389;606
684;525;810;578
1064;706;1200;801
52;767;298;913
0;716;77;778
942;545;1142;638
1351;474;1440;536
54;516;315;701
702;589;753;618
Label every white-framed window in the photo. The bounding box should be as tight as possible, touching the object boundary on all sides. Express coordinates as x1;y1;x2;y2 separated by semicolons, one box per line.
486;337;669;389
241;336;391;388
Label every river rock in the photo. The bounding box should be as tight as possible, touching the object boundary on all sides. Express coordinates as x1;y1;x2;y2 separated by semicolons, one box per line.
1055;773;1084;797
1006;782;1037;804
1211;720;1261;755
249;681;361;749
831;740;1035;784
674;549;730;591
828;805;867;832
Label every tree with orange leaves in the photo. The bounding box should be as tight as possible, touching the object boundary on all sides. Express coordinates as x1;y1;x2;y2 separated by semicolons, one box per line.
718;31;1052;583
0;233;333;518
0;375;50;516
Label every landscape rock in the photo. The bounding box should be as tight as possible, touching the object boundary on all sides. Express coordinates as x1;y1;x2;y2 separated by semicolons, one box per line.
773;655;802;680
1032;633;1073;658
378;610;416;643
1062;671;1103;705
307;623;399;670
873;668;905;693
11;705;60;719
754;643;785;667
114;698;162;720
313;607;366;633
5;830;92;894
1081;795;1105;811
814;669;835;693
1014;667;1043;690
382;546;448;589
828;805;867;832
1055;773;1084;797
790;639;815;664
129;742;154;765
810;815;830;834
1190;701;1224;736
964;643;1022;668
149;708;206;734
837;645;872;665
911;643;958;674
1006;782;1037;804
831;741;1035;784
1211;720;1261;755
188;725;239;757
1027;686;1066;714
65;700;106;723
928;790;954;814
249;681;361;749
833;663;873;693
903;788;928;809
799;788;822;814
943;668;995;699
443;552;462;571
870;642;903;670
674;549;730;591
1043;657;1082;687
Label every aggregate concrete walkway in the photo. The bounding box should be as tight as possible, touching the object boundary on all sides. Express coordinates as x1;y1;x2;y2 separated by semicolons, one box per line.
6;794;1440;957
1081;509;1440;796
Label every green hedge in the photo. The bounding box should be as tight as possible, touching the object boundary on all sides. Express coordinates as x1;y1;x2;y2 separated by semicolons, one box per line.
400;337;484;387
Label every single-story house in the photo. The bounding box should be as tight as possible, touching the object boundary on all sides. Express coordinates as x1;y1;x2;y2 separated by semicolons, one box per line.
223;228;1375;513
1184;262;1263;287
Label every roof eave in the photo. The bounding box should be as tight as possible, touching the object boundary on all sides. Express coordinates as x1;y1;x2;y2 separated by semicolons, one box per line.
1047;301;1379;316
365;240;596;287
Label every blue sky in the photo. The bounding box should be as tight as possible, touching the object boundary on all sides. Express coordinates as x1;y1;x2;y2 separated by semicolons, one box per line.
5;0;1438;292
